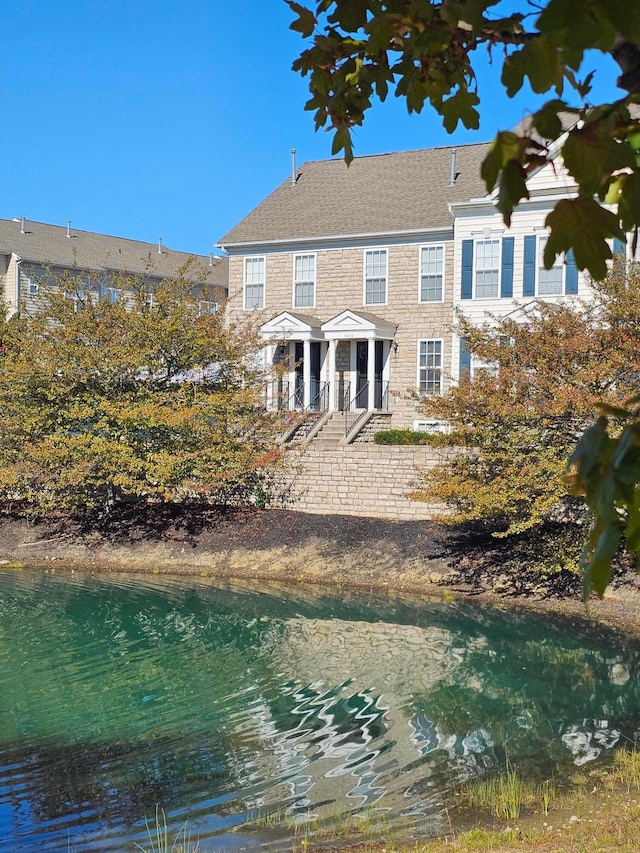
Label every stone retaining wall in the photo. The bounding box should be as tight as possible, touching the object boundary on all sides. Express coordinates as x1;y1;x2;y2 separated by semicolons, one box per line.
274;444;447;520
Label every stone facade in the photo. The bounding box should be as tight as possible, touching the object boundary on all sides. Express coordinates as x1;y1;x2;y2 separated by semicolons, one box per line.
274;444;446;520
227;240;454;427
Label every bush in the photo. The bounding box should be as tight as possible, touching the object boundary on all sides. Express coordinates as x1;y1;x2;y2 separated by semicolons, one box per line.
373;429;433;445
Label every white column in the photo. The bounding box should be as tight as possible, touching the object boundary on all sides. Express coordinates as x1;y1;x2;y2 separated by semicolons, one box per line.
303;339;311;409
288;343;296;409
367;338;375;410
328;339;337;410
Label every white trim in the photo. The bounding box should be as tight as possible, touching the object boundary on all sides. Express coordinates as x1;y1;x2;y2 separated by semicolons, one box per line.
363;247;388;307
292;251;317;309
473;237;502;299
535;234;565;296
417;338;444;395
243;255;266;311
418;243;445;303
218;225;453;253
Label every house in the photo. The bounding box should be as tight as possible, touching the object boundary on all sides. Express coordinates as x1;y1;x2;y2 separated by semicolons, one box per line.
218;143;605;438
218;145;489;432
0;216;228;315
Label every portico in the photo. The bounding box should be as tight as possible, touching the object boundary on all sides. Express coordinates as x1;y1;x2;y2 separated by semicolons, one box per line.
261;309;397;414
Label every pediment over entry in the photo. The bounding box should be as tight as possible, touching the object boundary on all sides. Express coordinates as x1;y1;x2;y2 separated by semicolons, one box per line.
321;309;397;341
260;311;323;341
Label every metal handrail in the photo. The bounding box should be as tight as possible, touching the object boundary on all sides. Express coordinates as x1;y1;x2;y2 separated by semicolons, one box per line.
307;380;329;412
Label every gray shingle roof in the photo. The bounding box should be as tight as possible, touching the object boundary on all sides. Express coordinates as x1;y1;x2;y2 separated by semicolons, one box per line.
218;143;489;247
0;217;227;288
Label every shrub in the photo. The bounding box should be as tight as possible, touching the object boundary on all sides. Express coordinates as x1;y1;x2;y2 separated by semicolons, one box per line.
373;429;433;445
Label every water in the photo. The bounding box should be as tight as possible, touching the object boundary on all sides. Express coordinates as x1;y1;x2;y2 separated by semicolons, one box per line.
1;569;640;851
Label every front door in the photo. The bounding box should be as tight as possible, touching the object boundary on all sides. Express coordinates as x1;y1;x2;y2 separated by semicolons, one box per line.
356;341;368;408
374;340;384;409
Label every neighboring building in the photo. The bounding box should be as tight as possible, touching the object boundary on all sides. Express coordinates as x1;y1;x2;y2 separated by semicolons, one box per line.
450;151;591;383
0;217;228;316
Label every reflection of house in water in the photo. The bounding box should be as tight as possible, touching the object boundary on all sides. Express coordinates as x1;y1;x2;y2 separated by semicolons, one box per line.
235;618;498;820
231;615;637;826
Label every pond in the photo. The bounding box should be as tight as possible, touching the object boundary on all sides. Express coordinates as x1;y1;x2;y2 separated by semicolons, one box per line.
1;569;640;851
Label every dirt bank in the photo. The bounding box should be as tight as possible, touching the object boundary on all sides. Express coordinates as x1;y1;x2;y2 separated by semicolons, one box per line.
2;503;640;635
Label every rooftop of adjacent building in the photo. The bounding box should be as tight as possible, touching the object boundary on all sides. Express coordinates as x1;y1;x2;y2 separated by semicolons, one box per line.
0;217;228;288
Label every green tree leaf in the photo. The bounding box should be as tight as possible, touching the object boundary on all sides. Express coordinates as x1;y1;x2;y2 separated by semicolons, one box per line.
545;197;623;279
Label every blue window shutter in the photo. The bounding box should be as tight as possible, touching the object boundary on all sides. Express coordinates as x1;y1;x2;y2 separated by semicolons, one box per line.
459;338;471;377
501;236;514;298
461;239;473;299
613;237;626;256
565;249;578;295
523;235;536;297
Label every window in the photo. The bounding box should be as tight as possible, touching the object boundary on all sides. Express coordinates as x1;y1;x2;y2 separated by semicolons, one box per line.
524;234;577;297
537;236;563;295
418;339;443;394
420;245;444;302
25;276;39;297
244;256;265;310
198;300;219;316
100;286;121;303
293;253;315;308
364;249;387;305
475;239;500;298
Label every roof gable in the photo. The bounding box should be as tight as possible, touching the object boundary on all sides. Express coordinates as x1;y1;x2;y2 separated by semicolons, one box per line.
322;309;396;339
260;311;323;340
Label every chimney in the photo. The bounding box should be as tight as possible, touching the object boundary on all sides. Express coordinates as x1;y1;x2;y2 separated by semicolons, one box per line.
449;149;459;186
158;237;163;255
66;219;72;238
209;252;214;267
20;217;25;234
291;148;297;187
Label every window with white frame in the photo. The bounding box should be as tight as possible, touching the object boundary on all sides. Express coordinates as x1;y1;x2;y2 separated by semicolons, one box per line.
537;236;563;295
244;256;265;310
198;300;219;316
293;253;316;308
418;339;443;394
100;285;121;303
475;239;500;298
364;248;387;305
420;245;444;302
26;275;38;297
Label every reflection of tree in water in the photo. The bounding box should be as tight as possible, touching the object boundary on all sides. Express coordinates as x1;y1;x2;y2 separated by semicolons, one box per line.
0;572;290;846
2;735;228;835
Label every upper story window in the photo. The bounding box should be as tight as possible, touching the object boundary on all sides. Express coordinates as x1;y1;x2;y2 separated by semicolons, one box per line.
420;245;444;302
524;234;578;297
418;339;443;395
293;253;316;308
474;239;500;298
244;256;265;310
101;286;121;303
26;276;39;297
537;236;563;295
364;248;387;305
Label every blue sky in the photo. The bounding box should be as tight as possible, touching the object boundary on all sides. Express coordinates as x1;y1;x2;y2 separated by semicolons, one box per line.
0;1;621;256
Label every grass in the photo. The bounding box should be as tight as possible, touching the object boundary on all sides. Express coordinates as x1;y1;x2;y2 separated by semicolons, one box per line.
456;760;530;821
614;742;640;792
137;746;640;853
135;806;200;853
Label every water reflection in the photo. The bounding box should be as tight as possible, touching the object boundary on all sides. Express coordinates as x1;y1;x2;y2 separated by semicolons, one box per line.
0;570;639;850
